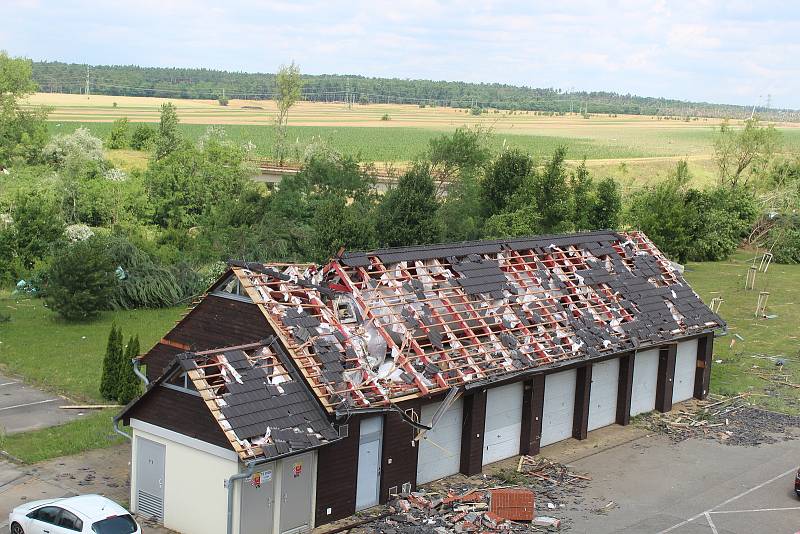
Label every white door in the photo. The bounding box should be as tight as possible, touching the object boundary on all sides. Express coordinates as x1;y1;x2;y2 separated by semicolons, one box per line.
588;358;620;431
240;463;275;534
483;382;523;465
416;398;463;484
631;349;659;416
136;437;165;522
540;369;577;446
673;339;698;403
356;416;382;510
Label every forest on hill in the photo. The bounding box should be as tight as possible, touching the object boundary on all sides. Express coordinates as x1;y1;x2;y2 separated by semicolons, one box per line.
32;61;798;121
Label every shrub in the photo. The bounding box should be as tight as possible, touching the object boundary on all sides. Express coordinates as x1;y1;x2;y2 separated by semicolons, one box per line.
42;127;104;167
44;237;117;321
130;124;157;150
102;234;184;309
106;117;130;149
770;226;800;264
380;113;391;121
218;96;229;106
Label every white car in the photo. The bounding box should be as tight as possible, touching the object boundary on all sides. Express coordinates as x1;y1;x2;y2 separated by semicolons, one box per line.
8;494;140;534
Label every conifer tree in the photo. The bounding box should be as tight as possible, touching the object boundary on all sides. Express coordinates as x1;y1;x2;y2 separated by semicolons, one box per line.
100;324;122;400
117;335;142;404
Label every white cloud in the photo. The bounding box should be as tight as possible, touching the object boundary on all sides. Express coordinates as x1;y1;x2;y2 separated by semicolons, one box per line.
1;0;798;107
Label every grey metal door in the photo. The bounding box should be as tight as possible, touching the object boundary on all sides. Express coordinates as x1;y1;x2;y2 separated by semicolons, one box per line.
136;437;165;522
279;453;313;534
240;464;275;534
356;416;383;510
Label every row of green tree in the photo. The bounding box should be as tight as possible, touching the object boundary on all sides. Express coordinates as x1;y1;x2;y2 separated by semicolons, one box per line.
3;52;800;326
30;60;795;120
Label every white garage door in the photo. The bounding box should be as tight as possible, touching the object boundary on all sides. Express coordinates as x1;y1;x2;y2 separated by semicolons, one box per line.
540;369;577;446
673;339;698;403
483;382;523;465
588;358;620;431
416;398;463;484
631;349;659;416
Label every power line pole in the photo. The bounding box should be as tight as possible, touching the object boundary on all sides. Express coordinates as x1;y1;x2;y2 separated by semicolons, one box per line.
85;65;90;98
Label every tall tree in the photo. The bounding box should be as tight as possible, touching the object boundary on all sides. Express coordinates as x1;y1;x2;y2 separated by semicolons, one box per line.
376;164;441;247
589;177;621;230
532;147;572;233
154;102;180;160
714;118;780;187
569;159;593;231
274;61;303;164
100;324;123;400
117;335;142;404
481;149;534;217
0;51;48;165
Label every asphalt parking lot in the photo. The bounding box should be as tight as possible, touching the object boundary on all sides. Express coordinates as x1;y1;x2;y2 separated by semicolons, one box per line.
0;373;80;435
561;429;800;533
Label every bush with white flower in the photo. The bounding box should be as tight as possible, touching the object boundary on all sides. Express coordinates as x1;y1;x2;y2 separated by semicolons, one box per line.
65;223;94;242
42;128;105;167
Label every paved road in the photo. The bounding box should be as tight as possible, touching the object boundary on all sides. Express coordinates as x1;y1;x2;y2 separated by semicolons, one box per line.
562;433;800;533
0;373;80;435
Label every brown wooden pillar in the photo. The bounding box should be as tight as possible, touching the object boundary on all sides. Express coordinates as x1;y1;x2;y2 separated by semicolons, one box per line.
572;364;592;440
616;353;635;426
694;333;713;400
656;344;677;413
520;374;545;455
460;389;486;476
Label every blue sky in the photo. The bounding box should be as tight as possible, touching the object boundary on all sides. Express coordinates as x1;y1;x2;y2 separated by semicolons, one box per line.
3;0;799;108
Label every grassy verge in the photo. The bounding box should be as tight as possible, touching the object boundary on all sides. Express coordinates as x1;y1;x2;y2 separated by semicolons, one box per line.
0;410;125;464
0;292;181;402
684;250;800;414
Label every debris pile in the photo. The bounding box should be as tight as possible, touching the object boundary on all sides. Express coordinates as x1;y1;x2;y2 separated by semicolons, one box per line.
376;488;532;532
639;395;800;446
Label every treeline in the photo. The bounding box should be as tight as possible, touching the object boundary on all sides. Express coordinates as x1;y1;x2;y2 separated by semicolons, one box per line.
32;61;798;121
4;52;800;325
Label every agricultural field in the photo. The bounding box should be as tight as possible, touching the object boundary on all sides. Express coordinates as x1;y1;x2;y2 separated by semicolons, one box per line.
29;93;800;189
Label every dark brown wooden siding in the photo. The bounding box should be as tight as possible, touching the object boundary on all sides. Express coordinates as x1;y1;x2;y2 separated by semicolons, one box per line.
123;385;233;451
520;375;545;455
616;353;635;425
694;333;713;399
460;390;486;476
315;418;360;526
656;344;677;413
142;344;184;382
572;364;592;440
380;400;422;503
141;295;271;380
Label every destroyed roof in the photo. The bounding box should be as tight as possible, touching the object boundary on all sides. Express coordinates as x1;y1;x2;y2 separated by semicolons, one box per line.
122;339;340;462
232;231;724;414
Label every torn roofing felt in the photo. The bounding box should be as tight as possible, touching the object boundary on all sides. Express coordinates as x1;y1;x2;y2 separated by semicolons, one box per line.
233;231;724;414
122;339;339;462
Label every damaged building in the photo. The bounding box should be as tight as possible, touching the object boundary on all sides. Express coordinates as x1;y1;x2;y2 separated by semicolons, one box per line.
117;230;724;534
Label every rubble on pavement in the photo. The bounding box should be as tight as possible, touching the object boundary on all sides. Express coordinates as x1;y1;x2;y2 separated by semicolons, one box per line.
638;394;800;446
348;458;594;533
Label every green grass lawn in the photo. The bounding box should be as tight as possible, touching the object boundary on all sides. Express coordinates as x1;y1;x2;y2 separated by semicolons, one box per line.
0;410;125;464
685;251;800;414
0;292;181;402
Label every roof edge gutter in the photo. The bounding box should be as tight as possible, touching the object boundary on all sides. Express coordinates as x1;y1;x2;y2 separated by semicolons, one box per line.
133;358;149;387
112;415;132;441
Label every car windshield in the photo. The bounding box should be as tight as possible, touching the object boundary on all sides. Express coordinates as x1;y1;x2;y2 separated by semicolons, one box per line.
90;514;138;534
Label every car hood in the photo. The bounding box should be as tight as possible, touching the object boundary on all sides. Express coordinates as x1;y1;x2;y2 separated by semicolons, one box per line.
13;498;63;514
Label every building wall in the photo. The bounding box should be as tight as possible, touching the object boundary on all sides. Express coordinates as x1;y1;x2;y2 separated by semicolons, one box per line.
315;417;360;525
131;421;241;534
